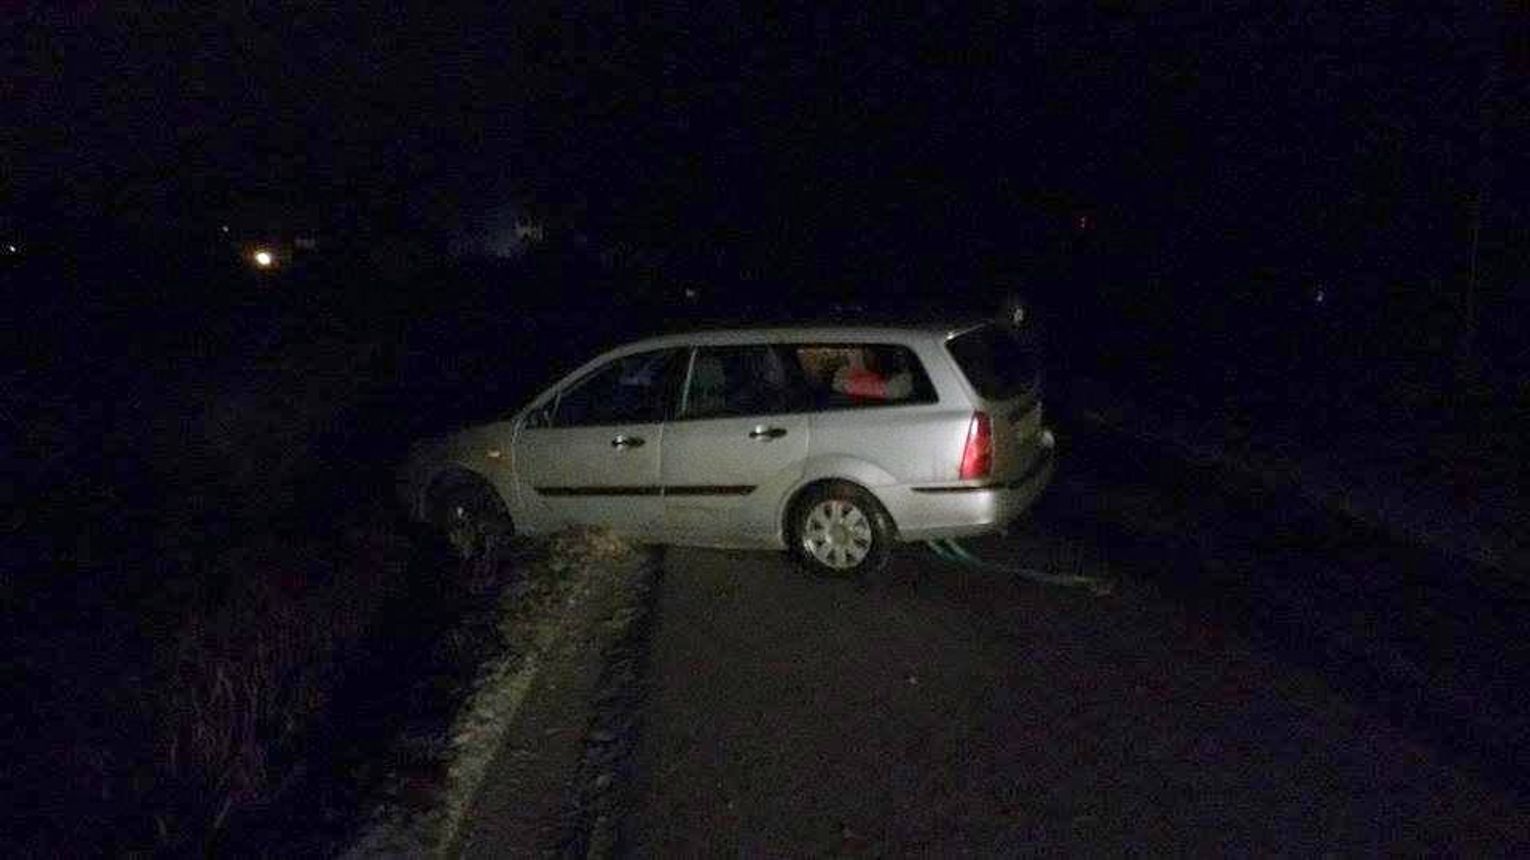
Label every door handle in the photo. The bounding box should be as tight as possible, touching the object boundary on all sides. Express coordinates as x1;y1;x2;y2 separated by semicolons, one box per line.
611;435;646;449
748;426;788;440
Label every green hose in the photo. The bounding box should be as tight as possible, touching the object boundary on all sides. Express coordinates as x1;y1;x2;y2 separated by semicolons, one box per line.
925;538;1114;595
926;540;957;563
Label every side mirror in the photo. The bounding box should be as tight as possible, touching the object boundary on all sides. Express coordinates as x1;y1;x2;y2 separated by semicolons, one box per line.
523;402;555;429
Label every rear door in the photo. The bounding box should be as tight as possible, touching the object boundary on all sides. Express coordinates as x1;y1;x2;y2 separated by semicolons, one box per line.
660;344;812;545
513;348;685;536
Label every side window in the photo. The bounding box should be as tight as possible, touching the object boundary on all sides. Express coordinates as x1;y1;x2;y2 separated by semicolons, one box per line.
552;349;683;427
681;345;814;419
791;344;937;408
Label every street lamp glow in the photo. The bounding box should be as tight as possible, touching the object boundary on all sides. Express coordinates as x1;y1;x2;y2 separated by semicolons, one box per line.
253;249;274;268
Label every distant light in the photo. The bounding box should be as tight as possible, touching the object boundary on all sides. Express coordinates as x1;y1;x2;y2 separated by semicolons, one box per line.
1314;288;1326;305
220;224;231;234
4;244;16;255
253;249;274;268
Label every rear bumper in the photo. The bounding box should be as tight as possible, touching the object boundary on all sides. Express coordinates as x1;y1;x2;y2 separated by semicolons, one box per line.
888;439;1057;541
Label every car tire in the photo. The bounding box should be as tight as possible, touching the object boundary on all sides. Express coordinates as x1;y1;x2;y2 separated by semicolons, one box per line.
427;475;514;562
789;482;894;578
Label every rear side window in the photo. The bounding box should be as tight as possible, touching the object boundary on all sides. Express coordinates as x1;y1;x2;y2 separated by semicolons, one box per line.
947;324;1038;401
791;344;937;408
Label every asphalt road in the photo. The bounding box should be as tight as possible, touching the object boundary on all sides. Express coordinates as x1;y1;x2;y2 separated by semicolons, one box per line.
621;459;1530;853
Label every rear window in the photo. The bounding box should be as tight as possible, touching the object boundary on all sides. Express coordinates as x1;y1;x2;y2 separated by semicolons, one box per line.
947;324;1039;401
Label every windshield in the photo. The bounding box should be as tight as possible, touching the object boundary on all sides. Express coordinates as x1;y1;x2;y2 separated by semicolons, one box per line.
947;323;1039;401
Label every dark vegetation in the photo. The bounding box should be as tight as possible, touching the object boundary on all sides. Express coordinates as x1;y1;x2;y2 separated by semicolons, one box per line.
1;234;644;854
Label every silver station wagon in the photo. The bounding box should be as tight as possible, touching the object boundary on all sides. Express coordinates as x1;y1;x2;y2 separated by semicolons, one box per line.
400;319;1056;576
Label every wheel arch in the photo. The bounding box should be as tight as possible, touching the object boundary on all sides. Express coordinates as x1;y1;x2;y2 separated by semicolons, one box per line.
779;476;900;545
421;465;505;522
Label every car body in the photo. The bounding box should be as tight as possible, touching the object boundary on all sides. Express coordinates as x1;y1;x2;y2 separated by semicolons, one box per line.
399;319;1056;574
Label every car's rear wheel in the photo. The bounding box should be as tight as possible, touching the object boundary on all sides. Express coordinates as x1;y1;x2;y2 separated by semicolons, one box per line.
427;475;513;562
790;482;894;577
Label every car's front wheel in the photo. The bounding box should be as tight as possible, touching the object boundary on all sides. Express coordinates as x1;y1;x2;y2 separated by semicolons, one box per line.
426;475;514;562
790;482;894;577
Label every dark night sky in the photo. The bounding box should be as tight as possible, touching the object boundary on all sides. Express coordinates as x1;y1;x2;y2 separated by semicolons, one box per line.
5;4;1521;293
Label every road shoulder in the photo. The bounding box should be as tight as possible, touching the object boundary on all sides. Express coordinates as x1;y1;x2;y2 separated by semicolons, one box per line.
344;533;659;858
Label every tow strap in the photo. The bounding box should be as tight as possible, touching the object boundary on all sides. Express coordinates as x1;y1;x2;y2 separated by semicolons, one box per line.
925;538;1114;595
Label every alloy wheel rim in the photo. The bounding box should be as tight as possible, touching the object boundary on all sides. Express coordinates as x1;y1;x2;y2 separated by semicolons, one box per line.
801;499;873;569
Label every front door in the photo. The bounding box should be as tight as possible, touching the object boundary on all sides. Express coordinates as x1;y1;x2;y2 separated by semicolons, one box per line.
661;345;812;545
514;348;684;536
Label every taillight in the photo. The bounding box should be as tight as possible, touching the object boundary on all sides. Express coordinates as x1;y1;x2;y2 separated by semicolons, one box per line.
959;411;992;480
